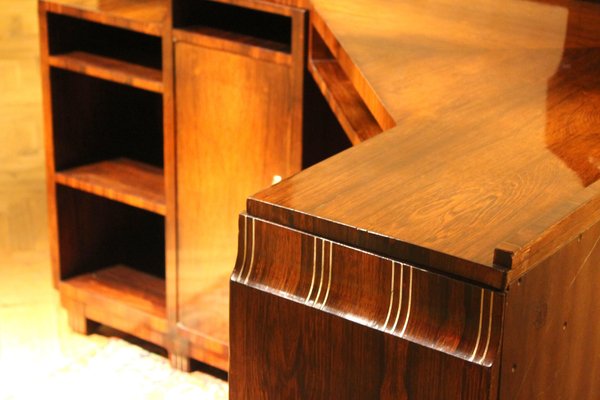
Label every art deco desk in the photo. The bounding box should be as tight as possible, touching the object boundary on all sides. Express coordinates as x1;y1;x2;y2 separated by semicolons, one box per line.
230;0;600;398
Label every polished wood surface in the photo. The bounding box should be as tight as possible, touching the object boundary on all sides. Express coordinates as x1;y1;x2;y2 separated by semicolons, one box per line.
500;220;600;399
231;0;600;398
55;158;166;215
39;0;172;364
61;265;167;342
230;217;503;399
40;0;167;35
174;33;300;370
48;51;163;93
252;0;600;288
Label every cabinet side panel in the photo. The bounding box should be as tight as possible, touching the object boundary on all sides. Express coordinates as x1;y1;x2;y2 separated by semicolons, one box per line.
174;42;293;367
500;219;600;399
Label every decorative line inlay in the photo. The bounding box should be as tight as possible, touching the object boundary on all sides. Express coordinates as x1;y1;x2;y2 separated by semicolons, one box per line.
243;218;256;284
469;289;485;362
478;292;495;364
314;240;326;305
237;215;248;280
382;261;397;330
320;241;333;309
390;263;405;333
399;266;413;337
305;236;318;304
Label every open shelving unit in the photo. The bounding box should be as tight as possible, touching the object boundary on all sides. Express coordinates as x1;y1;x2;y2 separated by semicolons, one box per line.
39;0;169;348
40;0;348;373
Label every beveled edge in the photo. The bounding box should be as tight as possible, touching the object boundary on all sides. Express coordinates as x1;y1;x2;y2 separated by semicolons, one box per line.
246;197;508;290
309;5;396;131
496;180;600;283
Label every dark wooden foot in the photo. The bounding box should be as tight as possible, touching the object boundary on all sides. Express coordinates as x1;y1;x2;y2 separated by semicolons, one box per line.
169;352;192;371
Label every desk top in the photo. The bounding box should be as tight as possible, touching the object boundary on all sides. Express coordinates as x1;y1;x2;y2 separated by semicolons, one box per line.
250;0;600;289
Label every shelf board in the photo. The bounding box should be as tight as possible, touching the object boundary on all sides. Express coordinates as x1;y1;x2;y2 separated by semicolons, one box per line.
173;27;292;66
177;278;230;371
41;0;167;36
49;51;163;93
55;158;166;215
309;59;383;145
60;265;167;345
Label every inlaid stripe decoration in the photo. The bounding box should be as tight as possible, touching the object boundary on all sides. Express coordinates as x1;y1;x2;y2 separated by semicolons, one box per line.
389;262;404;332
236;215;248;280
305;238;333;309
305;236;318;304
468;289;495;364
382;261;413;337
399;266;413;337
241;217;256;284
382;261;397;330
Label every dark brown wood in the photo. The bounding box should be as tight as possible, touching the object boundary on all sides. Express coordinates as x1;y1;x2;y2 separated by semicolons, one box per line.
309;5;395;131
309;59;382;144
230;216;503;399
55;158;166;215
499;219;600;399
48;51;163;92
308;24;382;145
230;0;600;397
251;0;600;289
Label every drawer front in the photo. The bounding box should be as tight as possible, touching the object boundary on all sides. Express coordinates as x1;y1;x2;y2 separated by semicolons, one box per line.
230;215;504;399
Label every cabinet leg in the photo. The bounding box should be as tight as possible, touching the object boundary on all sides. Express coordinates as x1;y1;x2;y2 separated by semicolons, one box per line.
67;307;99;335
169;352;192;372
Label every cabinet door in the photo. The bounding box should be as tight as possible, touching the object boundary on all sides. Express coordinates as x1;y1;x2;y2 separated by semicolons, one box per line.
174;41;294;368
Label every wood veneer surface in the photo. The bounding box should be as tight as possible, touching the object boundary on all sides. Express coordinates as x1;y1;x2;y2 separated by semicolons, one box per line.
40;0;167;35
251;0;600;287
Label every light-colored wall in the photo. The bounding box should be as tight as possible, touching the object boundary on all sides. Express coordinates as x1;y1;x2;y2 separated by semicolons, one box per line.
0;0;47;258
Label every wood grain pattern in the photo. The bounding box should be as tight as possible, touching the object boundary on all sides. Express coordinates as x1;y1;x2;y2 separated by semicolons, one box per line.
309;59;382;144
173;27;292;65
499;219;600;399
40;0;167;36
232;216;504;365
60;265;167;346
230;284;498;400
251;0;600;289
49;51;163;92
174;39;298;370
55;158;166;215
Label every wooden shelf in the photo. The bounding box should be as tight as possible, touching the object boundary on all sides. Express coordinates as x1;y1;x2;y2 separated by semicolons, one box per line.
177;278;229;371
309;59;382;145
55;158;166;215
49;52;163;93
41;0;167;36
60;265;167;346
173;27;292;65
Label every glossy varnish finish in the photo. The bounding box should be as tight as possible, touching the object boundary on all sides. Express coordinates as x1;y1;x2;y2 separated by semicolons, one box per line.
40;0;167;36
231;0;600;398
500;220;600;399
173;3;306;369
230;216;503;399
253;0;600;288
39;0;171;361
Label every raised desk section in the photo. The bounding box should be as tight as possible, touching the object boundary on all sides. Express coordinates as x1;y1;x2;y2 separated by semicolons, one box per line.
230;0;600;398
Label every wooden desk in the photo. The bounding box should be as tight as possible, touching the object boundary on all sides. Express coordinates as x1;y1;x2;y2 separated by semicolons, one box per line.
230;0;600;398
